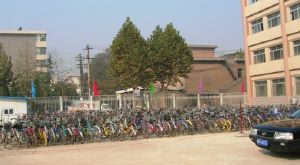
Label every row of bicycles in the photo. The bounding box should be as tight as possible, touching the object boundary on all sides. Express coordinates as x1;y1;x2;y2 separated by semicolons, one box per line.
1;105;299;149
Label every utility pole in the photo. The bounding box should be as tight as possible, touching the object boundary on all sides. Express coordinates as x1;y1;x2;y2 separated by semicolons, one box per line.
75;54;84;96
83;45;94;97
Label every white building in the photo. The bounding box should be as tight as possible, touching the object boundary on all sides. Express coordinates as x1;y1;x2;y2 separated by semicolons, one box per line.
0;97;28;125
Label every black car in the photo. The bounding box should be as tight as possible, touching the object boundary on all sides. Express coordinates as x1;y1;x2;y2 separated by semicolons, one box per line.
249;109;300;152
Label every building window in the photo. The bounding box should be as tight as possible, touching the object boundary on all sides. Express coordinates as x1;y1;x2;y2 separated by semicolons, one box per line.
238;68;243;78
267;11;280;28
294;40;300;56
248;0;258;5
4;109;8;114
290;3;300;21
253;49;265;64
272;78;285;96
255;80;267;97
296;77;300;96
36;60;47;67
37;34;47;42
36;47;47;55
270;44;283;61
251;18;264;34
9;109;13;114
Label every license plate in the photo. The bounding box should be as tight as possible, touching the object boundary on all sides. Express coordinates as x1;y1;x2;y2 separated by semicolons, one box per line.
257;139;268;147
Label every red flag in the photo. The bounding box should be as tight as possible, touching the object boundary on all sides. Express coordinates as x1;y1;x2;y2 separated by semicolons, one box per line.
93;80;99;96
240;80;245;94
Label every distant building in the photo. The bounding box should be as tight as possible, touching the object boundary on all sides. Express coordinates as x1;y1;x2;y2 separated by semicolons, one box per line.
64;74;81;94
168;45;246;94
0;28;48;73
241;0;300;105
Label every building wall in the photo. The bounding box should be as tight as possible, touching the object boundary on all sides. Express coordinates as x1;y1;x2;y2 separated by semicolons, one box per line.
166;45;246;94
241;0;300;105
0;98;27;124
191;49;215;58
0;34;36;72
186;62;234;93
185;57;245;93
0;30;48;73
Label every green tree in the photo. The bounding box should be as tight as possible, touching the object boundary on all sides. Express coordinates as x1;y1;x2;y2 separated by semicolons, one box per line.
147;23;193;89
109;17;150;88
11;43;37;96
10;72;33;96
11;49;60;97
91;49;120;94
34;72;54;97
0;43;13;96
92;49;110;81
51;81;78;96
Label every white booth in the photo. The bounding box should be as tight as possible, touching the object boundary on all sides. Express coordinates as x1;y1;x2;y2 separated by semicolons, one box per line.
0;96;28;125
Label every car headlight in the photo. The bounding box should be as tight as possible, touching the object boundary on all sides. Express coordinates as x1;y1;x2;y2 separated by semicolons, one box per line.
250;128;258;136
274;132;293;140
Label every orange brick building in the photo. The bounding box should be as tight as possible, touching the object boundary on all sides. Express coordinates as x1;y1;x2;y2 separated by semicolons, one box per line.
170;45;246;94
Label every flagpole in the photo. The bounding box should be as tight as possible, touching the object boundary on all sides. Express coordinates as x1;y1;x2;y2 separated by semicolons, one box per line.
240;80;245;134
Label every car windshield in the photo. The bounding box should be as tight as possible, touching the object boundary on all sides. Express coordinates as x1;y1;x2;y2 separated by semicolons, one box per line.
291;110;300;118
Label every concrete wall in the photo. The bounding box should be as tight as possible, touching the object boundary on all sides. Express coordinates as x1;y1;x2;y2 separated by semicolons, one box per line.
248;26;282;46
245;0;279;17
249;59;284;76
252;96;287;105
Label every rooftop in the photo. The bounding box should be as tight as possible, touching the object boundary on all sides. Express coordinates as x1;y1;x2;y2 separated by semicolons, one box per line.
188;44;218;49
64;73;80;78
0;96;28;101
0;29;46;35
193;57;225;61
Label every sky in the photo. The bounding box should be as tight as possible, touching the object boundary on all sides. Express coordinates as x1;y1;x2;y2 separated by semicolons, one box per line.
0;0;244;72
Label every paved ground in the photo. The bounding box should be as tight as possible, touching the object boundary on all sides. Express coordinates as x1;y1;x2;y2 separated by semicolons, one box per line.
0;132;299;165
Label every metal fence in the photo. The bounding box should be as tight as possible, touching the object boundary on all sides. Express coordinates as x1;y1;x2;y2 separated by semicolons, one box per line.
28;92;247;113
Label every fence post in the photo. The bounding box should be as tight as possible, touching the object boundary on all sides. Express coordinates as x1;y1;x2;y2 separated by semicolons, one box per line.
173;93;176;109
147;94;151;110
197;94;201;109
90;96;93;110
220;93;223;106
59;96;63;112
132;92;135;110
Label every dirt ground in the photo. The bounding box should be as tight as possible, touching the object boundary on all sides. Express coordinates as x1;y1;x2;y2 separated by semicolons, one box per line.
0;132;300;165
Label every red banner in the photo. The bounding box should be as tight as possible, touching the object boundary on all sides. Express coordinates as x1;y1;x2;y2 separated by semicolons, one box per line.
93;80;99;96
